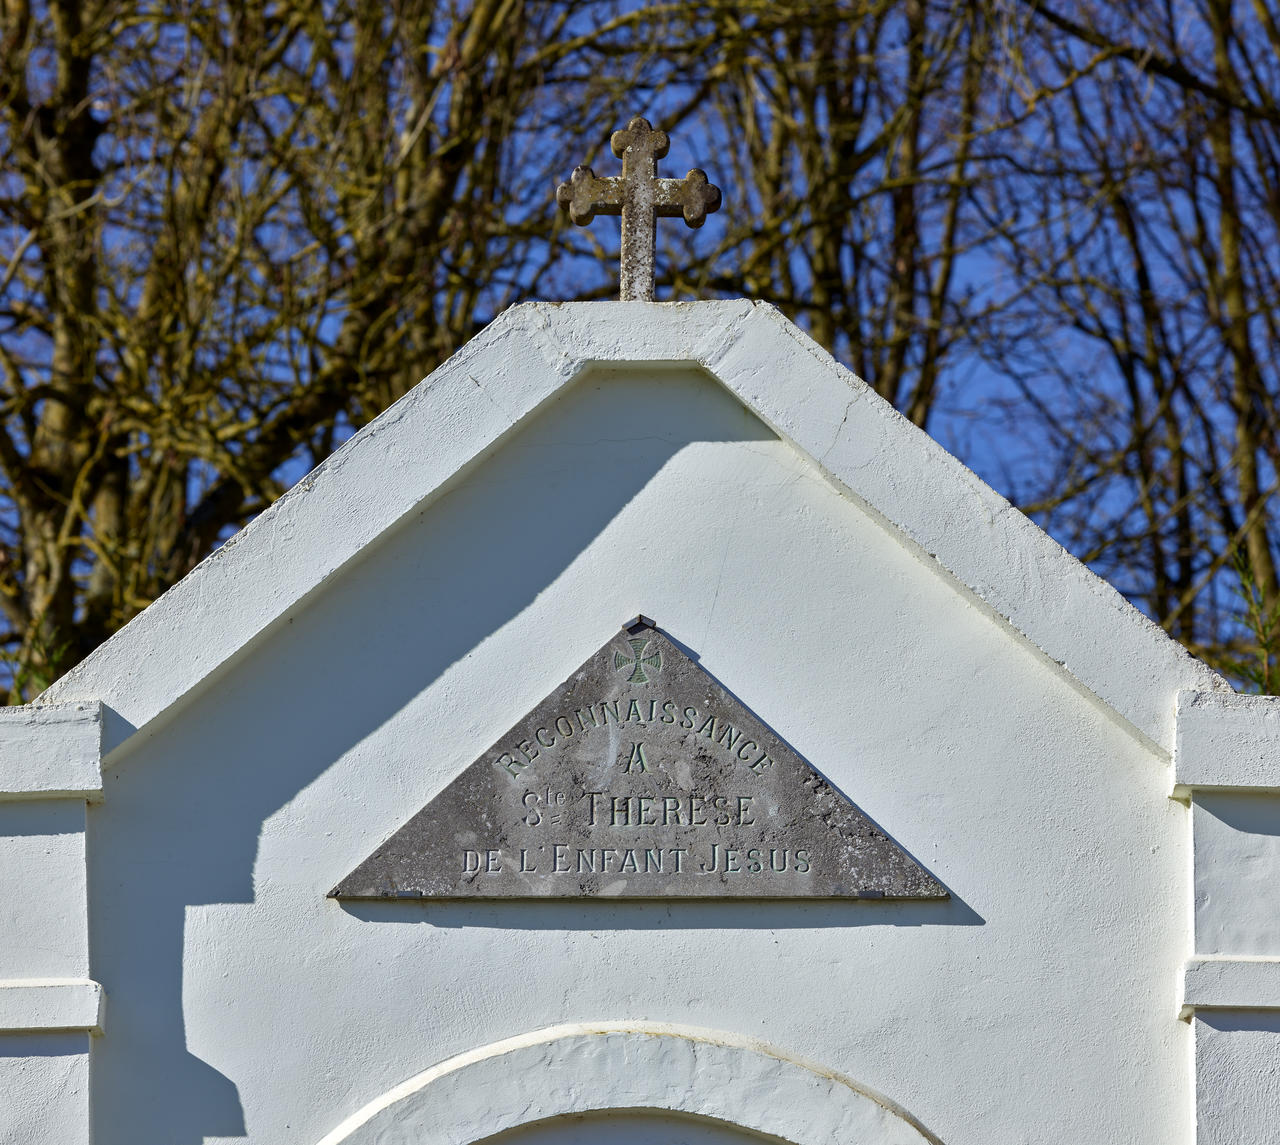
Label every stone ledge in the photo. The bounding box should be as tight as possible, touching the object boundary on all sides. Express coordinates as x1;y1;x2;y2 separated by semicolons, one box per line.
0;980;105;1034
1174;691;1280;794
1183;957;1280;1015
0;703;103;801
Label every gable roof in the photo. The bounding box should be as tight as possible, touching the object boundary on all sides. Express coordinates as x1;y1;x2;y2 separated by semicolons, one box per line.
41;300;1227;758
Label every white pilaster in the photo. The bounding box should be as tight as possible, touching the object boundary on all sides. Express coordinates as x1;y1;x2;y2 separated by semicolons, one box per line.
0;703;104;1145
1176;690;1280;1144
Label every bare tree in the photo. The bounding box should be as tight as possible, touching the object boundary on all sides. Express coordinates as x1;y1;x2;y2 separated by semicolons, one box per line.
652;1;996;431
0;0;676;697
5;0;1280;697
983;0;1280;684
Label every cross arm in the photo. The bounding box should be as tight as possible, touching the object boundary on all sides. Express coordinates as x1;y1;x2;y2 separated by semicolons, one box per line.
653;170;722;227
556;167;624;225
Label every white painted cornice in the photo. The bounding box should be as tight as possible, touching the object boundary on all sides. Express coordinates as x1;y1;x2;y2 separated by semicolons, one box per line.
0;702;102;801
41;301;1226;759
1175;690;1280;793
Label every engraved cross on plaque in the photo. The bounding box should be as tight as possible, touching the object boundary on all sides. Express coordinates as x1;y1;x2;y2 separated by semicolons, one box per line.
615;637;661;683
556;115;722;302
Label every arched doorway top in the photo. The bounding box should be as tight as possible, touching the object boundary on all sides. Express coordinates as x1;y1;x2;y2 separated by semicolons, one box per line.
314;1021;944;1145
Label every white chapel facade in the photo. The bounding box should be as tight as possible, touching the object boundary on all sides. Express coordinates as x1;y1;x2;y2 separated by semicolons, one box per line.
0;299;1276;1144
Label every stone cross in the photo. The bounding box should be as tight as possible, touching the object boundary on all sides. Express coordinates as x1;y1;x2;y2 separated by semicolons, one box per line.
556;116;722;302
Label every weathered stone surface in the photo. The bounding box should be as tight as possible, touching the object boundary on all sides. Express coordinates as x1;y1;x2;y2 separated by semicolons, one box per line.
555;115;722;302
332;618;945;900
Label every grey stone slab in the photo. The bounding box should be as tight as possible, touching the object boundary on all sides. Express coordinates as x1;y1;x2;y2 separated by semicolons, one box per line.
332;618;946;900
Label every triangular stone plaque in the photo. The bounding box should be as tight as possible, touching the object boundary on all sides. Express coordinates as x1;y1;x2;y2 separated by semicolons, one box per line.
332;618;946;900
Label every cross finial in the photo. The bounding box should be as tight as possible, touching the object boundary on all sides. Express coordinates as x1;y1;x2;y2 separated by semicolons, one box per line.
556;115;722;302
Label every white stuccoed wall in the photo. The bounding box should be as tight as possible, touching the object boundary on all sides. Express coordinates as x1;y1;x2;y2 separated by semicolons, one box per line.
6;302;1258;1144
80;366;1185;1144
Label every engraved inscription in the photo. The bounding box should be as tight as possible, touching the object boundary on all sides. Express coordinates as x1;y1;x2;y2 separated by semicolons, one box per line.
331;618;947;901
495;698;775;780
